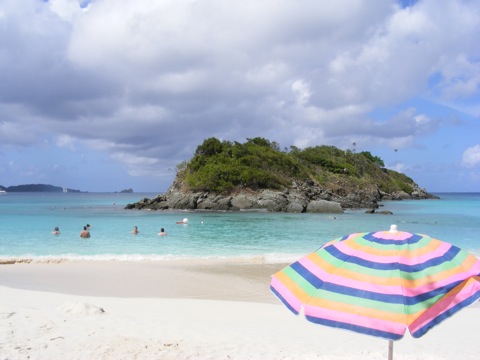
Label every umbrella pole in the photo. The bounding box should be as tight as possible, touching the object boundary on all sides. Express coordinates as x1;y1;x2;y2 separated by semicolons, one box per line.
388;340;393;360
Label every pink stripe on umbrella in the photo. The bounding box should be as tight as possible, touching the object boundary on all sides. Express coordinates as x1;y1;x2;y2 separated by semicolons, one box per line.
270;276;303;313
371;230;418;240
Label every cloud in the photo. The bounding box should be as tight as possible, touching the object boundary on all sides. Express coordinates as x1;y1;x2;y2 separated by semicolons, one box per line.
0;0;479;189
461;144;480;168
55;135;76;150
48;0;85;20
388;162;411;174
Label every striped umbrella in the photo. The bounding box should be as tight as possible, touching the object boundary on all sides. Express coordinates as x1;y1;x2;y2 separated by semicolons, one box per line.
270;225;480;359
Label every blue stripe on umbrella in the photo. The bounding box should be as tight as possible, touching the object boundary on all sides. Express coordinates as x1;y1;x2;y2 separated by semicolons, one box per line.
305;315;404;341
324;245;461;272
363;232;423;245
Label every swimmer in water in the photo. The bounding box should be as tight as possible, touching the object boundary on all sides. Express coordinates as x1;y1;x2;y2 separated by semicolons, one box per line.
80;226;91;238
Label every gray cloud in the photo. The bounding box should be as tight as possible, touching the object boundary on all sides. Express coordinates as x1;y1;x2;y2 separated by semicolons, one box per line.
0;0;479;190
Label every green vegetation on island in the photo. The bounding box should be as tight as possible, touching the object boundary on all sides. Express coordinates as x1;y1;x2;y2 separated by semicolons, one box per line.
174;137;418;196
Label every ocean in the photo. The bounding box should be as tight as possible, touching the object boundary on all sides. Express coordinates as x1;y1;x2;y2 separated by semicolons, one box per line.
0;192;479;262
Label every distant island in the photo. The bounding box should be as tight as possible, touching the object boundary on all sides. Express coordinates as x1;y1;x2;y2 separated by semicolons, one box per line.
117;188;134;193
0;184;136;193
126;137;437;213
0;184;82;193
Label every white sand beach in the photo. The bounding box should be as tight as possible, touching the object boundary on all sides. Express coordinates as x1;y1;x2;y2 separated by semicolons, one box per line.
1;260;479;359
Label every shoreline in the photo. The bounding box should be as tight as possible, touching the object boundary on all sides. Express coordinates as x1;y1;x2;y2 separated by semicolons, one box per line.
0;259;286;302
1;260;480;359
0;254;301;266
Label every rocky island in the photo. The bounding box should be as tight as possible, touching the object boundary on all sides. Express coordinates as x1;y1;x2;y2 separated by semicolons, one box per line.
126;137;437;213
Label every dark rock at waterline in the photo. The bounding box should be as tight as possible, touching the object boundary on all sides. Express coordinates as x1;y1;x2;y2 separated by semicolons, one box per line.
126;189;344;213
125;180;436;214
365;209;394;215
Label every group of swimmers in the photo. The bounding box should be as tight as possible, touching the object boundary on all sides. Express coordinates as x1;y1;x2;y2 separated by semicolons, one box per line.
51;219;189;238
52;224;92;238
132;226;166;236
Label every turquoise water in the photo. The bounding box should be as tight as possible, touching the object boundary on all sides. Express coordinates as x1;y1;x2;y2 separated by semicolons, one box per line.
0;192;479;261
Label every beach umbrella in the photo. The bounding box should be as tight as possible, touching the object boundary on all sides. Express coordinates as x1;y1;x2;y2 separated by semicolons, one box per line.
270;225;480;359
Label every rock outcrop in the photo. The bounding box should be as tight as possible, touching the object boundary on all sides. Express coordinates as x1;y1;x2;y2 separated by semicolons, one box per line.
125;180;436;213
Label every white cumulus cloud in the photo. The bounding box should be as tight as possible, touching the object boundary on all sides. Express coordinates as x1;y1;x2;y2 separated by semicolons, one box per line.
461;145;480;168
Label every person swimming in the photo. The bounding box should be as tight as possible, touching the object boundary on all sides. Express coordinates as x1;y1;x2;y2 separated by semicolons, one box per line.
80;226;90;238
52;226;60;235
158;228;166;236
132;226;139;235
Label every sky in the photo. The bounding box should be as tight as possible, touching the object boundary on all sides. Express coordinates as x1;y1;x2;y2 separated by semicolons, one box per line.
0;0;479;193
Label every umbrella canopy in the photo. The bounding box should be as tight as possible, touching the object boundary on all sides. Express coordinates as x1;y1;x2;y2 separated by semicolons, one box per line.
270;225;480;341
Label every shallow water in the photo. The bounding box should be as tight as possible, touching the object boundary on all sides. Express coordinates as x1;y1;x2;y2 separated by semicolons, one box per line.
0;192;479;261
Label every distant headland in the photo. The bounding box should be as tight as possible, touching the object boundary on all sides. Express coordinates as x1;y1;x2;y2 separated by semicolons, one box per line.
0;184;134;193
0;184;82;193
